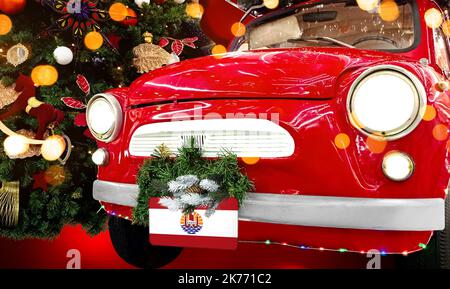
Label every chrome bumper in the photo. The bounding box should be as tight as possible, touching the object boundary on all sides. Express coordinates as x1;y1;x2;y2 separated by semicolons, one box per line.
93;180;445;231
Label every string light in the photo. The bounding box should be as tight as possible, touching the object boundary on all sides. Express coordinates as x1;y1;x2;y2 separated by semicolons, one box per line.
99;210;422;257
237;240;415;256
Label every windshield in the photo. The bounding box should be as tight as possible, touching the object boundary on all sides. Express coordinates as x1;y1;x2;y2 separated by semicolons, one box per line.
242;0;416;51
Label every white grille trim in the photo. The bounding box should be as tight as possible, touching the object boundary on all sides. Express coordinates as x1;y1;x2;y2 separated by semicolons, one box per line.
129;119;295;158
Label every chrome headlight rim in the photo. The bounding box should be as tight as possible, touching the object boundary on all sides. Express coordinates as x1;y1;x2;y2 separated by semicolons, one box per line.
87;93;123;143
381;150;415;182
347;65;427;141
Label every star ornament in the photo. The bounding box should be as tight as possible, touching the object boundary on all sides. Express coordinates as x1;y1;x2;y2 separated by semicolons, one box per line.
40;0;109;37
33;171;48;192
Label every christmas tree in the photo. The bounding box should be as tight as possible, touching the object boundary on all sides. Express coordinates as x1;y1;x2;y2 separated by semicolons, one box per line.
0;0;210;239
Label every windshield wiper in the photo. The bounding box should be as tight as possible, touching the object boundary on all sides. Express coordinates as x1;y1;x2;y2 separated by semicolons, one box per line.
288;36;355;49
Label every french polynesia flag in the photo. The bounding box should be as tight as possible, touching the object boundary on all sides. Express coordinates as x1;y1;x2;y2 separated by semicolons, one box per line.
149;198;238;250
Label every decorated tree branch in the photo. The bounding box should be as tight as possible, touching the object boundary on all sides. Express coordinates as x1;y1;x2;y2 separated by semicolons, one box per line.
0;0;210;239
133;142;253;225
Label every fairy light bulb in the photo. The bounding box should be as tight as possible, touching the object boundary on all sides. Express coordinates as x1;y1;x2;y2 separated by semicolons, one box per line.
41;135;67;161
3;135;29;157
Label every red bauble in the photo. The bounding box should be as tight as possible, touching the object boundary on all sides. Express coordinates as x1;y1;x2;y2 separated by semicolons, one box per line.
0;0;26;15
121;8;138;27
154;0;166;4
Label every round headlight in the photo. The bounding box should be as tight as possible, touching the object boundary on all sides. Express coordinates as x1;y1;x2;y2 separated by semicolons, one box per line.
87;94;122;142
347;66;426;140
382;151;414;182
92;148;109;166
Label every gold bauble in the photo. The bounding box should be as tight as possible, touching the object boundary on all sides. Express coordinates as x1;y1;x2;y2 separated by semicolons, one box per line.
44;165;66;186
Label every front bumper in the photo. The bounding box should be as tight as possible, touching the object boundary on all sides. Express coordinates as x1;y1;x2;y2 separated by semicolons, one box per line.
93;180;445;231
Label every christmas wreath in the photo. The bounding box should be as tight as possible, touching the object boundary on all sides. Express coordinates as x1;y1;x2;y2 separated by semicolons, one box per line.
133;141;253;225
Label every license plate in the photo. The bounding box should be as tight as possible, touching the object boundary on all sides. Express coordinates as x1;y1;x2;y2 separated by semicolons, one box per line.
149;198;238;250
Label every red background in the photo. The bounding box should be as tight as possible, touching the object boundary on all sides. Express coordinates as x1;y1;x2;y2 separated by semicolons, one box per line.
0;225;395;269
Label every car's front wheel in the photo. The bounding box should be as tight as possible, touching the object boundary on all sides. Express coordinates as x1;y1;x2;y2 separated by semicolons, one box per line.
108;216;183;268
396;196;450;269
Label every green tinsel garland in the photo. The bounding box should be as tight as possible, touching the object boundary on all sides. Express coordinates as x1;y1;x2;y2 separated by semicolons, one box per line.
133;143;254;226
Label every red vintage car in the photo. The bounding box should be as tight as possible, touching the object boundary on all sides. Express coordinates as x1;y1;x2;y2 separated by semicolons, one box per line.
87;0;450;268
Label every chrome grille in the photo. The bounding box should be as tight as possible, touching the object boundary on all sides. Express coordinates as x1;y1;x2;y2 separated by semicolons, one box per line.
129;119;295;158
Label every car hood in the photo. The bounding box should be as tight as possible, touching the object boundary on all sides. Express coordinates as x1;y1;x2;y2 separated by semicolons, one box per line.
127;47;415;107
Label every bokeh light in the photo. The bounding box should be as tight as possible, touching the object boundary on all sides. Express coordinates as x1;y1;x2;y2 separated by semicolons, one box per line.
378;0;399;22
31;65;59;86
334;133;350;149
356;0;379;11
84;31;104;51
432;124;449;141
0;14;12;36
231;22;246;37
264;0;279;9
109;2;128;22
186;3;204;19
366;136;387;154
242;157;260;165
442;20;450;37
211;44;227;56
425;8;443;29
422;105;437;121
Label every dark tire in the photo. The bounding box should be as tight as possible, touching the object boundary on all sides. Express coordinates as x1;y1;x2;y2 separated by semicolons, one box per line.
396;196;450;269
108;216;183;268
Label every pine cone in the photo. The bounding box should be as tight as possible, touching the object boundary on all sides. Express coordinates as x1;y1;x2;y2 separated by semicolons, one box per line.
185;184;204;194
132;43;171;74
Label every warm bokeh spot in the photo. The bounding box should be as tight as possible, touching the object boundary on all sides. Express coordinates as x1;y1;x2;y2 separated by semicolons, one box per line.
422;105;437;121
231;22;246;37
264;0;280;9
433;124;449;141
84;31;104;51
211;44;227;57
378;0;399;22
242;157;260;165
31;65;58;86
443;20;450;37
356;0;379;11
424;8;443;29
0;14;12;36
109;2;128;22
334;133;351;149
186;3;204;19
366;136;387;154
